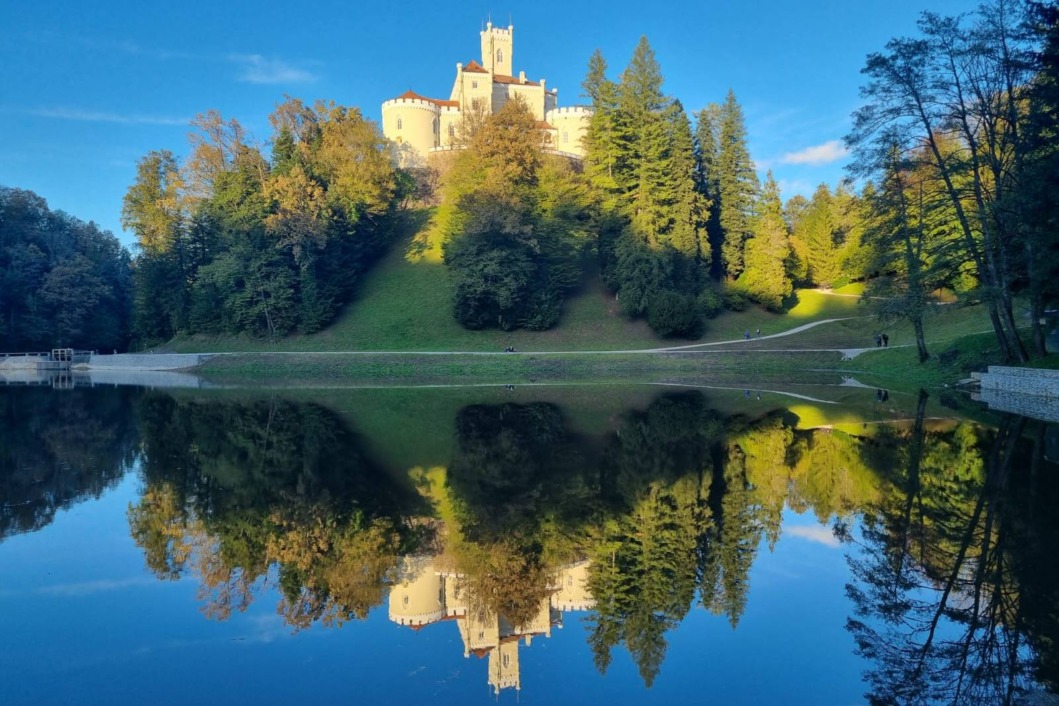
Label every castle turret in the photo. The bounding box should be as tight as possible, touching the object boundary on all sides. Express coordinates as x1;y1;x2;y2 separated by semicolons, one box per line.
480;21;513;76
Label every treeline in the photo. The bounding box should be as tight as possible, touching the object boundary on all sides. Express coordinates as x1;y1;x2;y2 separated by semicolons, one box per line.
434;39;869;339
849;0;1059;362
122;100;408;345
0;187;132;351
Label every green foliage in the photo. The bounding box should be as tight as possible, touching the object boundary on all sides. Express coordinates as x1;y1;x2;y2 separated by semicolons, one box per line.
0;186;132;350
713;90;759;278
721;286;751;312
737;172;792;311
646;290;704;338
123;100;403;345
697;286;724;319
581;40;710;337
441;99;587;331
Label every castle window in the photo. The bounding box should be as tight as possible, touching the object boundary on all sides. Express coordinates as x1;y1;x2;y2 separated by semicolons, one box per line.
472;80;478;89
562;131;569;143
448;124;455;138
502;654;510;668
402;595;409;606
497;49;503;64
396;117;403;130
567;576;573;587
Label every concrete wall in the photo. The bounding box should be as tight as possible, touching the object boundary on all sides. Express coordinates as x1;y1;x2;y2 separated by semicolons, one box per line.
972;366;1059;422
976;366;1059;398
84;353;215;371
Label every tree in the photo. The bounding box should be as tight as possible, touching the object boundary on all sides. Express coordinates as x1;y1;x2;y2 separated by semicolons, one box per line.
715;90;759;279
848;3;1041;362
738;172;792;310
0;187;131;350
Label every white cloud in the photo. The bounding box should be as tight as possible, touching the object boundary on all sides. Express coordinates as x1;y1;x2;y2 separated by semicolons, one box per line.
26;107;188;126
230;54;318;84
786;524;841;548
780;140;850;166
35;576;159;597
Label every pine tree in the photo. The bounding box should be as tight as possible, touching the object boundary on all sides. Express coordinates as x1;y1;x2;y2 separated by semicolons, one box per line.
695;105;724;277
738;172;791;310
665;100;709;265
716;90;758;279
795;184;842;287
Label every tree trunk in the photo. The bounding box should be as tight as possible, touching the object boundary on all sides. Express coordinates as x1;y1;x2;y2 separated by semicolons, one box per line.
986;301;1015;362
1031;293;1048;357
912;316;930;362
1000;292;1029;362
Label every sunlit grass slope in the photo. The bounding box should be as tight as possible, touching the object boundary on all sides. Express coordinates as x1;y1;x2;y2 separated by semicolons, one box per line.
168;208;990;354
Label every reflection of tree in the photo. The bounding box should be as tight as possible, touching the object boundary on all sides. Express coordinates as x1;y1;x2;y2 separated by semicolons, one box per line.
444;402;599;626
846;392;1059;704
587;393;717;686
0;387;140;539
127;394;427;629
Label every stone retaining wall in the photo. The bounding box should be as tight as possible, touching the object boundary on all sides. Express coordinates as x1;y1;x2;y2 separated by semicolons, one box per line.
974;387;1059;423
974;365;1059;398
972;366;1059;422
83;353;216;371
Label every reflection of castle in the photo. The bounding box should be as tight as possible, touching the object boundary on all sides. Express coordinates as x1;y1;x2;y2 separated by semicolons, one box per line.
388;556;594;694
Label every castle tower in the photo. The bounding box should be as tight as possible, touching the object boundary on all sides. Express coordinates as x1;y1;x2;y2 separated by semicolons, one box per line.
480;21;513;76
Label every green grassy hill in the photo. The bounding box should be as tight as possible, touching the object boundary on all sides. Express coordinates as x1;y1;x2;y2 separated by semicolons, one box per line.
169;209;991;357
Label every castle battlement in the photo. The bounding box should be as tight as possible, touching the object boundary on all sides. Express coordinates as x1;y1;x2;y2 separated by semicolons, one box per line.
382;98;441;112
546;106;592;116
480;22;513;36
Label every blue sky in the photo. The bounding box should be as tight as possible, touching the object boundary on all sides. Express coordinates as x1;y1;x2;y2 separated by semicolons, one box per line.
2;0;980;248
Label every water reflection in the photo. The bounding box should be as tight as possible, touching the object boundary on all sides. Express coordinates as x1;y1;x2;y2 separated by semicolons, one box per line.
846;396;1059;704
1;385;1057;703
0;386;140;539
388;556;594;694
128;394;430;626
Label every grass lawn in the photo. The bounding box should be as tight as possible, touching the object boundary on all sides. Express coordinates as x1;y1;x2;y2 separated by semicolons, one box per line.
166;210;886;354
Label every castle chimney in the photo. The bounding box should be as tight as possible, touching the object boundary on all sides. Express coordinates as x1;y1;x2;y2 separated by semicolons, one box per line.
519;71;526;84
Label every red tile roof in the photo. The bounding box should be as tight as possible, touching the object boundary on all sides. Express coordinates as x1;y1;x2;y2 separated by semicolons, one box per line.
493;73;540;86
463;60;488;73
393;89;458;108
536;120;556;130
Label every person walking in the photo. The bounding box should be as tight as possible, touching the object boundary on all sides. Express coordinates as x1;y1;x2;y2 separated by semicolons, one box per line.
744;330;751;341
882;333;889;348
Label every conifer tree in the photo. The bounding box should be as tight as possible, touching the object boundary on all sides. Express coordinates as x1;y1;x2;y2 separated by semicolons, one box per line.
582;50;624;206
715;90;758;279
794;184;842;287
665;100;709;264
738;172;791;310
694;104;724;277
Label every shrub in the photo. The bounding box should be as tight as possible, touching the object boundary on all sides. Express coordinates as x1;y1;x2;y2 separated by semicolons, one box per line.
646;290;704;338
697;287;724;319
722;287;751;312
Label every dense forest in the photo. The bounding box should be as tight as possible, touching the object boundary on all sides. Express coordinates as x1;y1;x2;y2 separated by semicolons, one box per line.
0;187;132;351
121;101;409;345
2;0;1055;359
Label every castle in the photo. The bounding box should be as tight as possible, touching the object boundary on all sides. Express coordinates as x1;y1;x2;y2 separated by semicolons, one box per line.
381;22;592;166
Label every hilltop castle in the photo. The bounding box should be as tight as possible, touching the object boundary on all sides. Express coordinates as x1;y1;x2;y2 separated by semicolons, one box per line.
381;22;592;166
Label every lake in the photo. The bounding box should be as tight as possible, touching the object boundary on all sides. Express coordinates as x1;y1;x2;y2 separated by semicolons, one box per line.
1;382;1057;705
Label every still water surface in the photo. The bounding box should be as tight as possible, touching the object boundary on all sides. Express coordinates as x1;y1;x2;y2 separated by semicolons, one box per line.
1;384;1057;705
